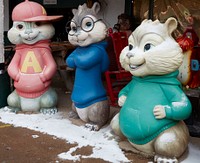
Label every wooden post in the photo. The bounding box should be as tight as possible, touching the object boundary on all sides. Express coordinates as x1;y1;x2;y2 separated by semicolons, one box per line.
0;1;10;108
0;0;4;64
148;0;154;20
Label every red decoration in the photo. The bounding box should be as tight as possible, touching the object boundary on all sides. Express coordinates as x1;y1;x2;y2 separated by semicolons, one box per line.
177;26;200;88
176;36;194;52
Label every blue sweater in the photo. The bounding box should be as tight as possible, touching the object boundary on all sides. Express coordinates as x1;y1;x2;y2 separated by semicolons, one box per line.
66;41;109;108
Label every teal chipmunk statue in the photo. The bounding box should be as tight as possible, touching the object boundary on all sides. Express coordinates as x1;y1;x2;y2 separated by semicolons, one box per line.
111;17;192;163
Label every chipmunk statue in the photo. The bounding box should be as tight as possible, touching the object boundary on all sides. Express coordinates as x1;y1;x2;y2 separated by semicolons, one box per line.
111;17;192;163
66;2;110;131
177;27;200;88
7;0;62;114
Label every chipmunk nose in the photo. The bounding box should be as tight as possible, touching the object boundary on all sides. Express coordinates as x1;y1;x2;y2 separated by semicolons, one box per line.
25;28;33;35
126;52;134;58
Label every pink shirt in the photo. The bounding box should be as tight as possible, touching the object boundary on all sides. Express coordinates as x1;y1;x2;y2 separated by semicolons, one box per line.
8;40;56;98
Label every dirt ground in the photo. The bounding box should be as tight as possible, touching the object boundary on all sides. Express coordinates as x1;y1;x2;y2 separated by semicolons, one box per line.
0;121;151;163
0;73;152;163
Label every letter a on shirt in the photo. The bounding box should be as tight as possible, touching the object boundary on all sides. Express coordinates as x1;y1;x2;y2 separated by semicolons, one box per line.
21;51;42;73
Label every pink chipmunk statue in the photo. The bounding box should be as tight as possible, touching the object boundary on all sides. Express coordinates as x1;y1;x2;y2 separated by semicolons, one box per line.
7;0;62;114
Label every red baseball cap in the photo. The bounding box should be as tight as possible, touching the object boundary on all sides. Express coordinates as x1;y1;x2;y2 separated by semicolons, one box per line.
12;0;63;22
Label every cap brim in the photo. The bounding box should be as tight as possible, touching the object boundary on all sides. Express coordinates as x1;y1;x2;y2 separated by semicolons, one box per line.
23;15;63;22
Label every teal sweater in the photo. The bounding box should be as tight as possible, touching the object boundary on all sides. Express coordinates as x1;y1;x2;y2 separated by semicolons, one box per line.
119;71;192;145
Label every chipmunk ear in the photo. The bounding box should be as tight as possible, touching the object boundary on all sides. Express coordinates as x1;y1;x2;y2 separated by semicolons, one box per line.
165;17;178;35
72;9;78;16
91;2;101;15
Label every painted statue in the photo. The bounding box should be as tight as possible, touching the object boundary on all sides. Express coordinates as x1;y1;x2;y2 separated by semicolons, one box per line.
177;27;200;88
7;0;62;114
111;17;192;163
66;2;110;131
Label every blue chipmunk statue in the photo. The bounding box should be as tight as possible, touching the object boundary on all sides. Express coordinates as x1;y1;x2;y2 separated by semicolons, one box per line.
66;2;110;131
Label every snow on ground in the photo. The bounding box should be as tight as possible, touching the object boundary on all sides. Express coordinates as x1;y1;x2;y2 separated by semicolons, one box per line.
0;107;129;163
0;107;200;163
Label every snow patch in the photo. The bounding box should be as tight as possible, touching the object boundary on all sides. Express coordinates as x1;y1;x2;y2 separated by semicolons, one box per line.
0;108;129;163
159;132;176;143
172;94;188;107
0;107;199;163
32;134;39;138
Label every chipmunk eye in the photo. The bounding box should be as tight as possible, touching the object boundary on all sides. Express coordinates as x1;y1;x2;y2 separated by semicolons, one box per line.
35;22;41;26
144;43;154;52
17;24;24;30
129;44;133;51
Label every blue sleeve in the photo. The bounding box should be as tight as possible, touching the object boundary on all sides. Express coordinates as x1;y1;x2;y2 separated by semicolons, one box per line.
75;47;102;69
66;51;76;68
101;49;110;72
